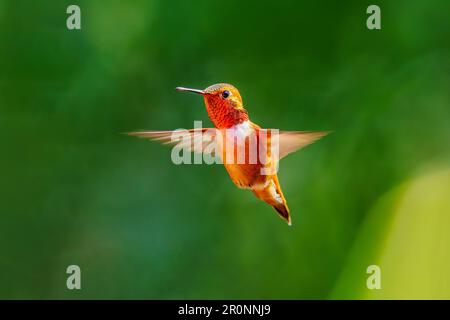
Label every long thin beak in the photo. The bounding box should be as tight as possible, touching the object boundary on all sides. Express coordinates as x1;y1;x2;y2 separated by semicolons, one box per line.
176;86;205;95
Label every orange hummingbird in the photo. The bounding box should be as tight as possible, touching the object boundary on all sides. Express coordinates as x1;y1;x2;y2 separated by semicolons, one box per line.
129;83;329;225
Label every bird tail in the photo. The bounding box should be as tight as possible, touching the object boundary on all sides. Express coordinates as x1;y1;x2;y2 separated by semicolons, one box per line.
273;201;291;226
252;175;291;225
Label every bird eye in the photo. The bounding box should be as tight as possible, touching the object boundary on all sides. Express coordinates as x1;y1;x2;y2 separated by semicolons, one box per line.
221;90;231;99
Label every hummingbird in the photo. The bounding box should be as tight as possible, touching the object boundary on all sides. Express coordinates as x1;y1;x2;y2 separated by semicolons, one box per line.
129;83;329;225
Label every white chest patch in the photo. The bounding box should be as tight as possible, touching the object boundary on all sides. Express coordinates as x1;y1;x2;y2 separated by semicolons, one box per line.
232;121;253;138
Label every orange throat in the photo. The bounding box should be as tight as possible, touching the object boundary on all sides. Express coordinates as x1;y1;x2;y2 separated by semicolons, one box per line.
205;103;249;129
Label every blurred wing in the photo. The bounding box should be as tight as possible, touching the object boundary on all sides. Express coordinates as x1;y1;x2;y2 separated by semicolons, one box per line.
127;128;217;154
279;131;330;159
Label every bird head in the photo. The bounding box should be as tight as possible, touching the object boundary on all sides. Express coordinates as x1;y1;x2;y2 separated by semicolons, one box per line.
176;83;249;129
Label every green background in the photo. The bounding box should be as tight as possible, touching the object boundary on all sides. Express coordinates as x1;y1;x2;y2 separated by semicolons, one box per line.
1;0;450;299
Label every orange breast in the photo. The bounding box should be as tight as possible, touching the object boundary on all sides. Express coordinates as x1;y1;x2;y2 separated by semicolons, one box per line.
223;163;268;189
217;122;276;189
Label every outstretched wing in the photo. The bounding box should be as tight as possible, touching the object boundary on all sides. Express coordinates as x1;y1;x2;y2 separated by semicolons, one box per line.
127;128;217;154
278;131;330;159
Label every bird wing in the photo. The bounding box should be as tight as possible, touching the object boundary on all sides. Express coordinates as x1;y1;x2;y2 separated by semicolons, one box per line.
278;131;330;159
128;128;329;158
127;128;217;154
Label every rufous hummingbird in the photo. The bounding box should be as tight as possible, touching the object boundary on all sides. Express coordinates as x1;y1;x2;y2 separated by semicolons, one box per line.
129;83;329;225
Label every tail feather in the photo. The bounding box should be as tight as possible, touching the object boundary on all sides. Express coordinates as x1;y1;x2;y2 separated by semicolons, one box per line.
273;202;291;226
252;176;291;225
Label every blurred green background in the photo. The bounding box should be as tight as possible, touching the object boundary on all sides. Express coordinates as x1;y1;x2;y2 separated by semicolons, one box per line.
1;0;449;299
